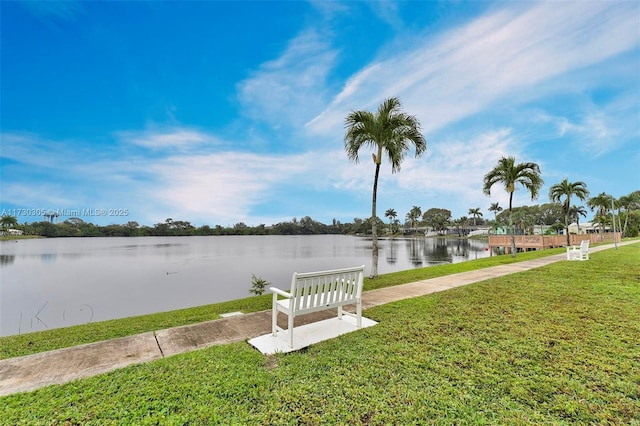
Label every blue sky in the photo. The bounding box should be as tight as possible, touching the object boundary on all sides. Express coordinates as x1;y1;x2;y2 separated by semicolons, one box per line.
1;0;639;227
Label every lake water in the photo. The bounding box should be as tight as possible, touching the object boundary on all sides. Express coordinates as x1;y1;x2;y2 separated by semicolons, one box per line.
0;235;490;336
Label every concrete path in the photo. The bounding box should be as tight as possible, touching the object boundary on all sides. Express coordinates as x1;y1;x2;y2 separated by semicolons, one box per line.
0;242;629;396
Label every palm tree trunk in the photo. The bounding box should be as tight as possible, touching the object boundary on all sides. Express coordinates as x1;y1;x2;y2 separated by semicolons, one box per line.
509;192;516;257
623;210;629;237
370;162;381;278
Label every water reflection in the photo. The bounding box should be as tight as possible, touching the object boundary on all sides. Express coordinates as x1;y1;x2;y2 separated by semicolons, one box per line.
0;254;15;267
385;239;398;264
41;253;57;263
388;236;488;266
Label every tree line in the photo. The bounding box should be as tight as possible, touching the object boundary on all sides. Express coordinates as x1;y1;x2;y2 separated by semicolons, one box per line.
2;192;638;239
1;215;384;238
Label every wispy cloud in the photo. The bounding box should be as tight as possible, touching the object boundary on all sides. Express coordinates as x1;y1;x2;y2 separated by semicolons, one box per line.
366;1;403;30
117;128;221;151
0;130;331;225
18;0;82;20
144;151;314;224
237;30;338;129
306;1;640;138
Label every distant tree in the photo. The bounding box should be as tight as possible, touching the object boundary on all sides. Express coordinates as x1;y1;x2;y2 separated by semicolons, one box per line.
344;97;426;278
617;191;640;237
537;202;564;225
550;222;565;234
405;206;422;231
0;214;18;230
568;205;588;234
468;208;483;226
385;208;397;234
483;156;543;257
488;202;502;221
587;192;612;238
549;179;590;245
422;208;451;235
459;216;470;235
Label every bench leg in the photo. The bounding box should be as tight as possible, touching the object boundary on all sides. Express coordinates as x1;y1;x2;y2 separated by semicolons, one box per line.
288;313;294;348
272;312;277;337
356;300;362;328
272;296;278;337
337;305;343;320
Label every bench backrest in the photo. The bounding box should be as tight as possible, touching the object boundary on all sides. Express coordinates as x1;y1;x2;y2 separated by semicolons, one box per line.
289;265;365;312
580;240;589;251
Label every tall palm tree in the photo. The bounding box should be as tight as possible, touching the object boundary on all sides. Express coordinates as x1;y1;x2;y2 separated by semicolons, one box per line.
345;97;426;278
568;205;587;234
587;192;612;239
468;208;482;226
385;208;397;234
488;202;502;221
548;179;590;246
483;156;543;257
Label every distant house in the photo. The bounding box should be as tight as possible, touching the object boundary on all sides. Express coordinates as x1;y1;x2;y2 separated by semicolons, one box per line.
567;221;609;235
1;229;23;236
468;227;491;237
494;226;508;235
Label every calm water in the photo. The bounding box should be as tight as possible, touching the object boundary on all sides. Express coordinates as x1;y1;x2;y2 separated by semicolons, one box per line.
0;235;489;336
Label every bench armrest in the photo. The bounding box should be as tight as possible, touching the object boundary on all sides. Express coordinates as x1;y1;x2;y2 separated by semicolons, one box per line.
269;287;292;298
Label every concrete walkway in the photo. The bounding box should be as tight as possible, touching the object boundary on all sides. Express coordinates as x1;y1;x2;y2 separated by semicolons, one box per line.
0;242;629;396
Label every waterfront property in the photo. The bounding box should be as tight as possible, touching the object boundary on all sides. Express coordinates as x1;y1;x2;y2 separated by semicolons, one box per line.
488;232;620;253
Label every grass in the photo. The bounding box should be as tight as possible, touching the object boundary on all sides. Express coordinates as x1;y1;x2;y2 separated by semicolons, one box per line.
0;243;638;424
0;235;42;241
1;246;572;359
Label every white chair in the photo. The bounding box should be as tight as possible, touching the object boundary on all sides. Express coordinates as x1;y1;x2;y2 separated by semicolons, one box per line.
567;240;589;261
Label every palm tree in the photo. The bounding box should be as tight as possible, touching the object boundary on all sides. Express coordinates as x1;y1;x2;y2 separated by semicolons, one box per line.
344;97;426;278
405;206;422;231
618;191;640;237
488;202;502;221
548;179;590;246
483;156;543;257
460;216;469;236
385;208;397;234
0;214;18;230
568;205;587;234
468;208;482;226
587;192;612;239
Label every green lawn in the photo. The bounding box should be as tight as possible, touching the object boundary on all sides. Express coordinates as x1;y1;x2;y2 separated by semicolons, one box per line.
1;243;638;424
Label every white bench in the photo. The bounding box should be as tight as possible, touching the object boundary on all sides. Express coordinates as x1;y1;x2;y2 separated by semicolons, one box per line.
567;239;590;261
269;265;365;348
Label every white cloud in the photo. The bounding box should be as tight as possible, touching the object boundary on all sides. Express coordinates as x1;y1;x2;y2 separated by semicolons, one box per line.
305;1;640;138
144;151;312;224
367;0;403;30
118;128;220;150
0;130;336;225
237;30;338;128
